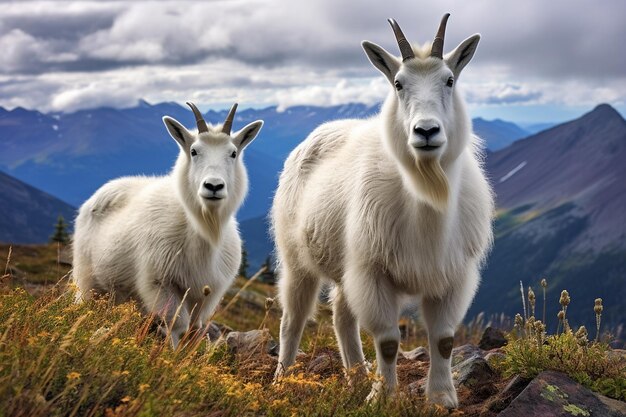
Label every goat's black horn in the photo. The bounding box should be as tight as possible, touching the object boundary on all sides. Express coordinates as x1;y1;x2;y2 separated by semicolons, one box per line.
222;103;238;135
186;102;208;133
388;18;415;61
430;13;450;59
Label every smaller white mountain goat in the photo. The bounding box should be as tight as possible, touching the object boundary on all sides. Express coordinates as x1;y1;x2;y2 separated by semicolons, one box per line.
272;14;493;407
72;103;263;348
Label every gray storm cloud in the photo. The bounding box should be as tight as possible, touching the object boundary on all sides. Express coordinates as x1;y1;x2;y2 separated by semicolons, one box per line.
0;0;624;112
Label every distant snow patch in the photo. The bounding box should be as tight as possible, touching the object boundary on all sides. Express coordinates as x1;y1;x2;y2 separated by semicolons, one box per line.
499;161;527;183
52;124;58;131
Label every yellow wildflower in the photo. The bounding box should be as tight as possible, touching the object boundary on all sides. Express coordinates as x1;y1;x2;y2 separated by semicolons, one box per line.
67;372;81;381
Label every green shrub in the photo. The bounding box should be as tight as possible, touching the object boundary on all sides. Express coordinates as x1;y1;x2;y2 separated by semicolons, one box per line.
494;281;626;401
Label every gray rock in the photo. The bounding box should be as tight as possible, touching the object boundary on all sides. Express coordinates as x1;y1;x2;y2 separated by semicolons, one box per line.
452;344;484;366
407;378;427;395
402;346;430;362
220;329;277;356
608;349;626;360
485;375;532;414
306;350;343;374
453;355;495;389
479;326;507;350
206;322;233;342
498;370;626;417
268;344;306;358
267;342;280;357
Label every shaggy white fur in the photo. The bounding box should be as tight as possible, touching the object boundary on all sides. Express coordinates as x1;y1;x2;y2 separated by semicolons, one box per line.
272;27;494;407
72;105;263;348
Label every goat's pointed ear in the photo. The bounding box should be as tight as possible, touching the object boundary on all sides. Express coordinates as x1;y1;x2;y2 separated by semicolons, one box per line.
362;41;400;84
163;116;193;150
445;34;480;77
232;120;263;151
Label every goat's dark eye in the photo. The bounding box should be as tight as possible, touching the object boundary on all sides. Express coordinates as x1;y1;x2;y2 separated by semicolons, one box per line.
190;148;197;156
394;80;403;91
446;77;454;87
230;150;237;159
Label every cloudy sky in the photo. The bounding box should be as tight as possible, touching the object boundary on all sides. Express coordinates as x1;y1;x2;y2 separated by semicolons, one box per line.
0;0;625;123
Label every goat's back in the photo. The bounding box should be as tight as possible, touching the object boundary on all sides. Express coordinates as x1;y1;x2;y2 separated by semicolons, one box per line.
72;176;175;293
272;118;379;279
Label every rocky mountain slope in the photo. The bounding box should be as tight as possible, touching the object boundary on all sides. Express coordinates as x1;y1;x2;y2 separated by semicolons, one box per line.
0;170;75;243
471;104;626;330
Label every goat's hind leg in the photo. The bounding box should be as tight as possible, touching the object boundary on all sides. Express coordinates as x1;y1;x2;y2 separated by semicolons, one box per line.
274;263;321;381
71;259;96;303
332;286;367;380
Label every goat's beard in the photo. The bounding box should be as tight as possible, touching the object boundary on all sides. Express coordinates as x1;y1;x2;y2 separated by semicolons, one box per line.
412;156;449;212
201;205;222;246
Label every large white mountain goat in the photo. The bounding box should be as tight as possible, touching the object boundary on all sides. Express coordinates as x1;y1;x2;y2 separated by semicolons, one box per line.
272;14;493;407
72;103;263;348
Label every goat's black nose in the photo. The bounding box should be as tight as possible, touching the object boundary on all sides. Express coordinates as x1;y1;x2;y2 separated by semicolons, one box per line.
204;182;224;192
413;125;440;140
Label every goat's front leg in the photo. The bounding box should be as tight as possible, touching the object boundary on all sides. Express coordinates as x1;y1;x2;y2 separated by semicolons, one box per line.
421;266;479;408
192;283;228;337
344;267;400;401
137;276;190;349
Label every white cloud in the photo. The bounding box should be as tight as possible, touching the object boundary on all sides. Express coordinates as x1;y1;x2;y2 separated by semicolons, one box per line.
51;83;138;112
465;83;543;105
274;78;388;111
0;0;625;115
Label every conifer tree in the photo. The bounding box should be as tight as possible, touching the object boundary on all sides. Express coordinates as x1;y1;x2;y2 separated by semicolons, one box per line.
50;215;69;244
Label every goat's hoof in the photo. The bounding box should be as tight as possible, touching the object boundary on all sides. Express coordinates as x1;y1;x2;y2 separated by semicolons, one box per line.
272;371;284;385
426;386;458;409
365;381;384;402
365;388;379;403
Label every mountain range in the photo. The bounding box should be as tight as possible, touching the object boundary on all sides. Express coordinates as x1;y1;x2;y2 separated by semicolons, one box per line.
0;101;528;218
470;104;626;331
472;117;529;150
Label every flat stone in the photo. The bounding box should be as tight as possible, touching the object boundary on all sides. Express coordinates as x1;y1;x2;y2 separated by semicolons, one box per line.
497;370;626;417
219;329;276;356
402;346;430;362
206;322;233;342
269;345;306;358
484;375;532;414
452;344;484;366
479;327;507;350
306;350;343;374
407;378;427;395
454;355;495;389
